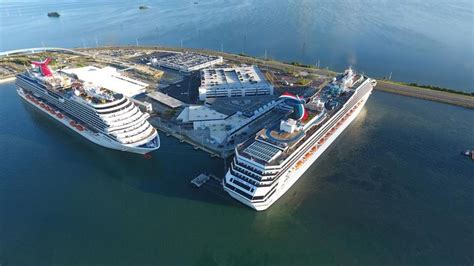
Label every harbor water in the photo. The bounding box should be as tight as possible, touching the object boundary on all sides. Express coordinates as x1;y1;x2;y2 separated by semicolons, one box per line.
1;81;473;264
1;0;473;91
1;0;474;265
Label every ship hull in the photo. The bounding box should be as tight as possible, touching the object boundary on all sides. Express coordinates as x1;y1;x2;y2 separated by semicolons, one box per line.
224;91;371;211
17;88;160;154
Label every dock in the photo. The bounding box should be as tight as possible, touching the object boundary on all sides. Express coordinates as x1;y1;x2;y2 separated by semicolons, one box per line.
153;124;224;158
191;174;211;187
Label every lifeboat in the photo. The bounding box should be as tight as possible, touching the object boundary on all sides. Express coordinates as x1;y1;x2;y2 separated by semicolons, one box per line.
311;147;317;152
56;113;64;119
69;120;76;126
296;161;303;168
76;125;84;131
39;103;45;108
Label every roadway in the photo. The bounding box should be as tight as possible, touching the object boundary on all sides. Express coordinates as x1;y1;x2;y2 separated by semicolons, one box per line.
375;81;474;109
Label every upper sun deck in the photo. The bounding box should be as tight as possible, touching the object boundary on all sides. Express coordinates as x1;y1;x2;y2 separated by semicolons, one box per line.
24;66;124;106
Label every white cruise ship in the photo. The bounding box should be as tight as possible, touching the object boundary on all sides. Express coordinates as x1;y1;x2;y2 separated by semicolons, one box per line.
224;67;376;210
16;58;160;154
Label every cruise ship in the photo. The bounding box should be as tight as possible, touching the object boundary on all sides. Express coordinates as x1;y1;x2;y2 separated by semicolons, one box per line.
223;67;376;210
16;58;160;154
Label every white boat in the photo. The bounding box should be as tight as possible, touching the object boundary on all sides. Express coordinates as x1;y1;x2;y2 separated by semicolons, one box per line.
223;67;376;210
16;58;160;154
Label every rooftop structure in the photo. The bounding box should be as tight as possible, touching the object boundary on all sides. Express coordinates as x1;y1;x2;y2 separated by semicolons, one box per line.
177;105;228;123
198;65;273;101
147;91;184;109
205;95;278;117
151;52;223;73
63;66;148;97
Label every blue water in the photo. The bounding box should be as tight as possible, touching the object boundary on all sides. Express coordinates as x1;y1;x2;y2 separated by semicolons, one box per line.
1;1;474;265
1;0;473;91
1;82;473;265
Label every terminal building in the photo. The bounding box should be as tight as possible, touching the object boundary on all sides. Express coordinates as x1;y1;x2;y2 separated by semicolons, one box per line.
177;98;278;145
151;52;223;73
198;65;274;101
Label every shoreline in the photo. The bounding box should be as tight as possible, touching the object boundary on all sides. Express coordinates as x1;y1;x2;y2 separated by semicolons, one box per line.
87;45;474;109
0;76;16;84
375;80;474;109
2;45;473;109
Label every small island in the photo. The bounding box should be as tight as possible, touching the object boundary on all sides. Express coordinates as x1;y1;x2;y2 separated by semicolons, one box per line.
139;5;149;10
47;12;60;18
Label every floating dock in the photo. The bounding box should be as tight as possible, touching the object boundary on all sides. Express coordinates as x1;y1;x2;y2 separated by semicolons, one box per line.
191;174;210;187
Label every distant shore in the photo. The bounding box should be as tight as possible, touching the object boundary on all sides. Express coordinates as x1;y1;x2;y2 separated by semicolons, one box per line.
2;45;473;109
375;80;474;109
183;47;474;109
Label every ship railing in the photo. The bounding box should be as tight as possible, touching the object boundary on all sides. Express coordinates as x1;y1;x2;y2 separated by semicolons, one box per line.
232;163;262;182
234;157;276;177
121;127;156;145
113;120;149;138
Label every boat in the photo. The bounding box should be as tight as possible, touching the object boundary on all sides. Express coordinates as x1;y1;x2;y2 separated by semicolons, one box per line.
462;150;474;160
16;57;160;154
47;12;60;17
223;67;376;210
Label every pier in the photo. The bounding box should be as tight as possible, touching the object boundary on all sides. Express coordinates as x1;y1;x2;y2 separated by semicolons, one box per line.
153;123;224;158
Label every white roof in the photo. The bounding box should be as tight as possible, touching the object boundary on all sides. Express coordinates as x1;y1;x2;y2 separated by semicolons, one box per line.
63;66;148;97
200;65;268;88
188;105;227;121
147;91;184;109
177;105;227;123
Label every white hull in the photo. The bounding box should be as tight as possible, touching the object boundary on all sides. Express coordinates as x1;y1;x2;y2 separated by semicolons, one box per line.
18;89;159;154
224;92;371;211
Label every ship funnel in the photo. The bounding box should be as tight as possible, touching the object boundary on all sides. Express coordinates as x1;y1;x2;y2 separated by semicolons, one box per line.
31;58;53;77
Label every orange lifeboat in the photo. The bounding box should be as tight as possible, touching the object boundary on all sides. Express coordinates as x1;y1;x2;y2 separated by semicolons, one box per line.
69;121;76;126
311;146;317;152
56;113;64;119
76;125;84;131
296;161;303;168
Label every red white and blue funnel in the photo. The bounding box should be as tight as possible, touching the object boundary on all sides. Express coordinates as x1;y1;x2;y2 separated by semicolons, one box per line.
279;92;308;121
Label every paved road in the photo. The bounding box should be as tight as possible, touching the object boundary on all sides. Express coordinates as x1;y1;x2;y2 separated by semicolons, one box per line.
375;81;474;109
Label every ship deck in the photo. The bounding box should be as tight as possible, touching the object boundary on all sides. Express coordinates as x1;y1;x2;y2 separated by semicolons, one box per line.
236;76;368;167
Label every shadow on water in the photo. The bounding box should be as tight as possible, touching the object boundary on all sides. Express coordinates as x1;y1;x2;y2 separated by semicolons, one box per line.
18;99;241;209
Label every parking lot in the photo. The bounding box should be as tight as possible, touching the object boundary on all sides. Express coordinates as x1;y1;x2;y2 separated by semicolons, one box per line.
159;70;201;104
